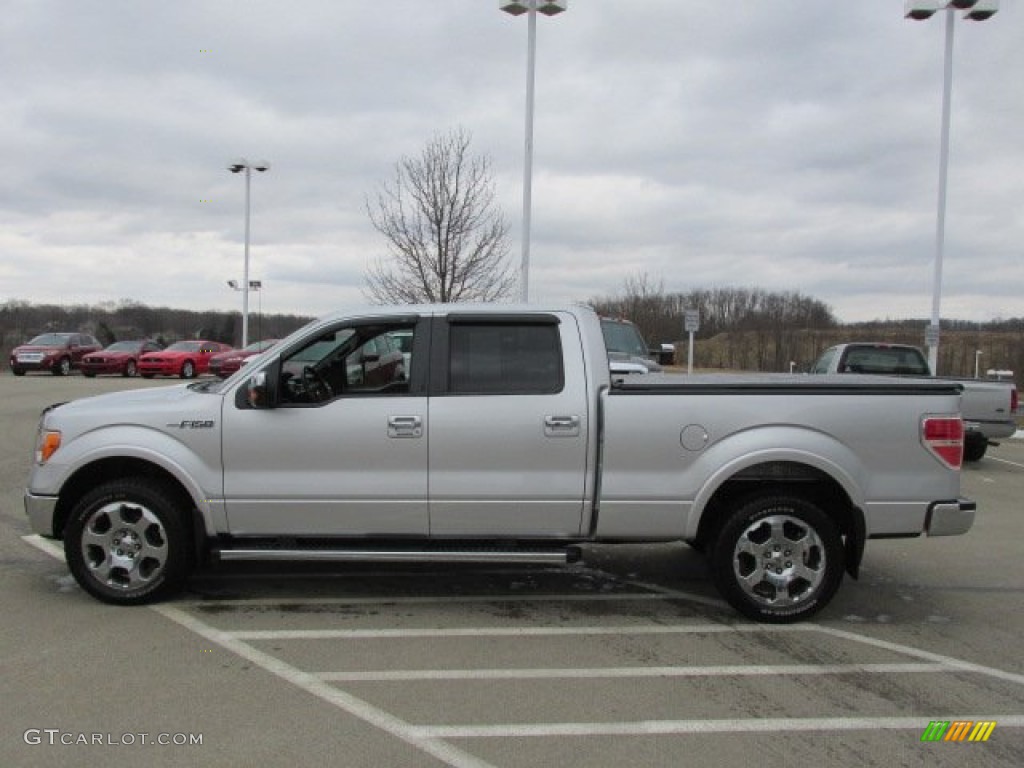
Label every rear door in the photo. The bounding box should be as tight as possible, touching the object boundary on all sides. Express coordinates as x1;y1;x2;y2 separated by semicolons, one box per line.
427;313;590;537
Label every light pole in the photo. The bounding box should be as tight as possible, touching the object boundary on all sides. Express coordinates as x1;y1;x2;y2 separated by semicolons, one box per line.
499;1;567;302
227;159;270;347
905;1;998;375
227;279;263;345
974;349;983;378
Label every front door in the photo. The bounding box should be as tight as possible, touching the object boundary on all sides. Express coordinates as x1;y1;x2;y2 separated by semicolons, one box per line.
221;316;429;537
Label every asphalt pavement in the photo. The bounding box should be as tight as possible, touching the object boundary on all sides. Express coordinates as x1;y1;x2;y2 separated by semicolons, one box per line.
1;373;1022;767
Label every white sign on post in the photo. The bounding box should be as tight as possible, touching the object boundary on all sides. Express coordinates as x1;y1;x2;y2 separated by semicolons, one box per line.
684;309;699;374
684;310;700;333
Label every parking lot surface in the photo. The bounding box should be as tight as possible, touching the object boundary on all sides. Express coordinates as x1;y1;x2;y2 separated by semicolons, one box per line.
1;374;1022;767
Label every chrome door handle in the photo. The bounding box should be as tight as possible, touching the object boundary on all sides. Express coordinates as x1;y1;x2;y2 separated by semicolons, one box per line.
388;415;423;438
544;415;580;437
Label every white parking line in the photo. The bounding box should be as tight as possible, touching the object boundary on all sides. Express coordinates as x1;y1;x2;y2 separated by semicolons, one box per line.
816;625;1024;687
988;456;1024;470
316;662;952;682
22;533;64;560
414;714;1024;740
151;604;498;768
228;624;819;641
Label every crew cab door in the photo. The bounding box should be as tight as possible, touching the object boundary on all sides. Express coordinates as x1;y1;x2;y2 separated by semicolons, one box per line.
221;316;429;536
427;313;590;537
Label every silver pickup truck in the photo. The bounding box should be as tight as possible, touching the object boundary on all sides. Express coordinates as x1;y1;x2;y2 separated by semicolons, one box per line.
24;305;974;622
810;342;1018;461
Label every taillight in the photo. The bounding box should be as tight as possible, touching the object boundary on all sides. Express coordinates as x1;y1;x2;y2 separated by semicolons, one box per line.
922;416;964;469
1012;388;1019;415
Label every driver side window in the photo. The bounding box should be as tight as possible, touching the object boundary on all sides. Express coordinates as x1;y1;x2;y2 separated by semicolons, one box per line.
278;322;414;405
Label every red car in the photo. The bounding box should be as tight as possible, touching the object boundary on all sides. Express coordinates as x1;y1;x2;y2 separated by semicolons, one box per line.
9;332;102;376
80;340;164;378
138;340;231;379
208;339;279;379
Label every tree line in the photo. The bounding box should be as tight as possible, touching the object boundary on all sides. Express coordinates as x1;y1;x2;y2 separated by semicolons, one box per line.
588;275;1022;378
0;299;312;360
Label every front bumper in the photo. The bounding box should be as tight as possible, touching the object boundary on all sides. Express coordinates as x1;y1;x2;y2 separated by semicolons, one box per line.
10;358;56;372
138;364;178;376
24;490;59;537
80;360;128;375
925;498;976;536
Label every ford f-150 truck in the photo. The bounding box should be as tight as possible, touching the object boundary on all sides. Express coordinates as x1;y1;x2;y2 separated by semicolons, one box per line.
24;305;974;622
809;342;1018;461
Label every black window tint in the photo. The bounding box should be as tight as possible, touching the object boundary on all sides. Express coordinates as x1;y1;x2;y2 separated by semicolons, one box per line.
449;324;563;394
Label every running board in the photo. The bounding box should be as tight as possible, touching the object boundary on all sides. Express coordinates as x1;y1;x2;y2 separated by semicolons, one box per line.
216;547;581;565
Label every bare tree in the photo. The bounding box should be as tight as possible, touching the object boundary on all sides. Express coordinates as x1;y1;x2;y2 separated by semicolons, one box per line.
365;128;515;304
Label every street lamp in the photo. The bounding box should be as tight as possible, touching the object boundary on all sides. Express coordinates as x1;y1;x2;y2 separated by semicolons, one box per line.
974;349;983;378
227;158;270;347
905;1;998;375
227;279;264;344
500;1;568;302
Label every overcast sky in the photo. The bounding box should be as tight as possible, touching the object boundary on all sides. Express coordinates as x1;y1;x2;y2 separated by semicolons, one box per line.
2;0;1021;324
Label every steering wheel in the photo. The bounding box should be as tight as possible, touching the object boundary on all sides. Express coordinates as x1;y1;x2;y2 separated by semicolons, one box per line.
301;365;333;402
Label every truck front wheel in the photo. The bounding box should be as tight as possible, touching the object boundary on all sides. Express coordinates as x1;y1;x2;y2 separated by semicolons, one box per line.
64;479;193;605
710;495;844;623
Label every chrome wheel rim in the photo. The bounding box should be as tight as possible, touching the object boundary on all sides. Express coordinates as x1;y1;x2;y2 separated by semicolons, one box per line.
81;501;168;591
732;514;825;607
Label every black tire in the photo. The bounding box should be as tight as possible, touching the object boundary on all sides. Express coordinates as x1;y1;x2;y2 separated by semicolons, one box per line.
963;433;988;462
53;357;71;376
124;360;137;378
180;360;196;379
12;368;25;376
710;494;844;623
64;478;193;605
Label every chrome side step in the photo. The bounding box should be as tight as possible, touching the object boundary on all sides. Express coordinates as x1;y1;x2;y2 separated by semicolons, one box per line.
216;547;580;565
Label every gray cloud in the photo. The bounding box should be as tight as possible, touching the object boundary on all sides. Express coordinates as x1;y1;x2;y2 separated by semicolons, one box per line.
2;0;1021;323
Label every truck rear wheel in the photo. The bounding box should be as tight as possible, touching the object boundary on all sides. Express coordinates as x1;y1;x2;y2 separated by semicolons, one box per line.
710;495;844;623
64;479;192;605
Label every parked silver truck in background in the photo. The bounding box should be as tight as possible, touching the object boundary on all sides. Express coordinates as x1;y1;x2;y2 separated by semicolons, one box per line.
810;342;1018;461
24;305;974;622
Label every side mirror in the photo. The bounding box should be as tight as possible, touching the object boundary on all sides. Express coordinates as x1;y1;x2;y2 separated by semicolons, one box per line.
247;371;271;409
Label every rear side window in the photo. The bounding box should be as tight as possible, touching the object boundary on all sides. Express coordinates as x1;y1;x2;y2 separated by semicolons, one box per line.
841;347;929;376
449;323;563;395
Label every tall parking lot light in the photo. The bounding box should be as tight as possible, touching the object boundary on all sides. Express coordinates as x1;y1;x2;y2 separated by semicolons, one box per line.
227;159;270;347
905;1;998;374
500;1;568;302
227;279;264;344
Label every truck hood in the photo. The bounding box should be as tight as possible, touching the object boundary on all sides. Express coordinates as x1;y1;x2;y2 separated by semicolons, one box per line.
44;383;224;441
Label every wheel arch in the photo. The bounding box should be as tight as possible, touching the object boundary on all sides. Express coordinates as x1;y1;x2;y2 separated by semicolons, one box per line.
53;457;208;559
693;457;866;578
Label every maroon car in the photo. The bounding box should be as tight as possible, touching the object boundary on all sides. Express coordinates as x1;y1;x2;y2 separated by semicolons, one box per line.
9;332;102;376
208;339;280;379
138;340;231;379
80;340;164;378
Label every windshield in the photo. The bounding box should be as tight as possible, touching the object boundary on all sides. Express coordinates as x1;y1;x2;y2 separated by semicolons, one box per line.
27;333;71;346
105;341;143;353
244;339;279;353
601;320;648;356
165;341;205;353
